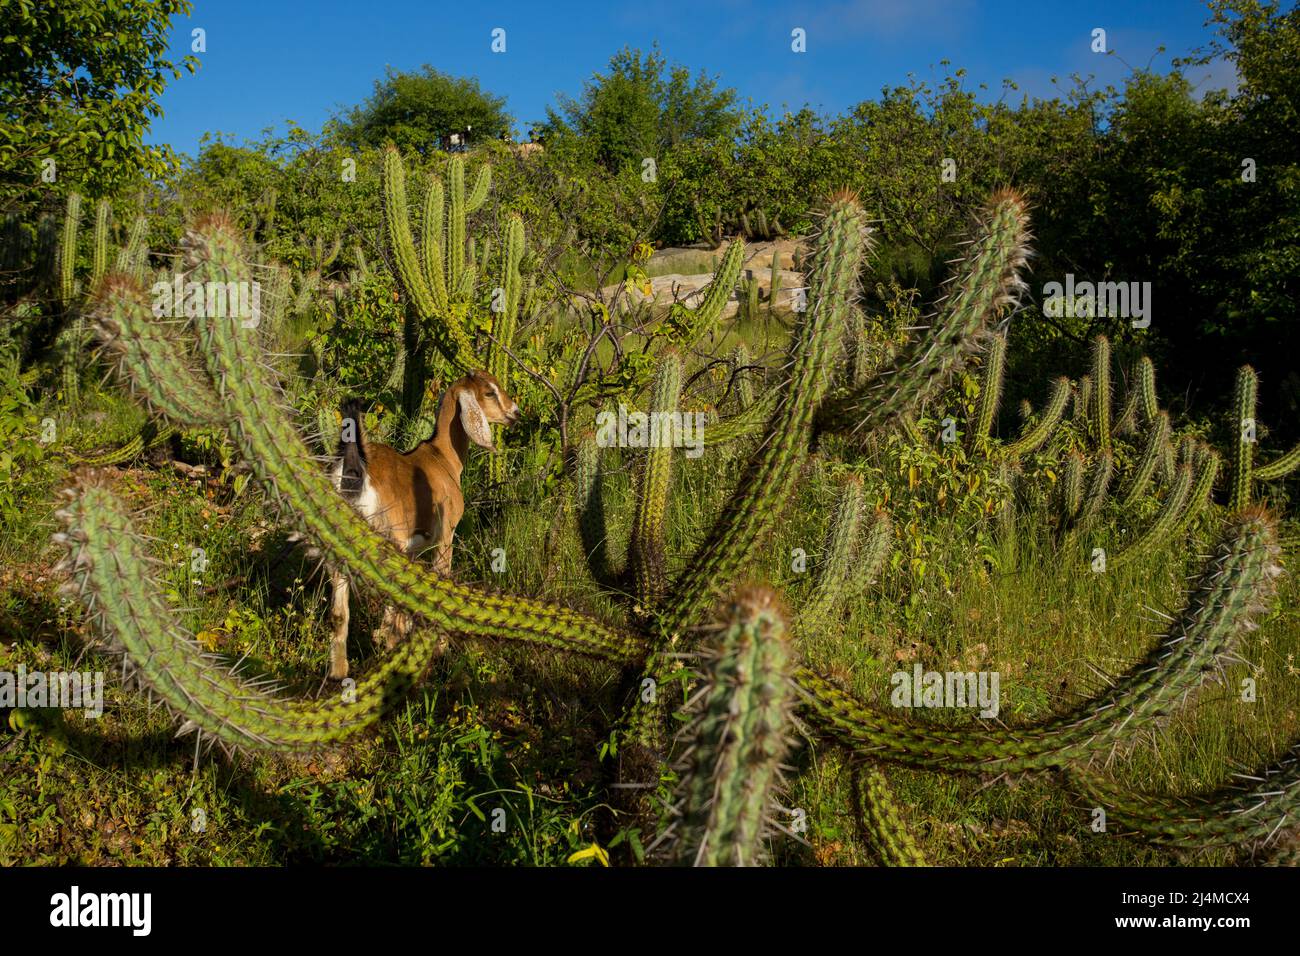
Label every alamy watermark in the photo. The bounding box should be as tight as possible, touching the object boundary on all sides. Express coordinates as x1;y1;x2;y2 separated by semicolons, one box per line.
595;405;706;459
151;275;262;328
890;663;1000;719
1;666;104;718
1042;273;1151;329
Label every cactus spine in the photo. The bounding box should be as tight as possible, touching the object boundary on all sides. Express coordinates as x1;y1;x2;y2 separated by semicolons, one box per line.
855;766;928;866
668;588;794;866
1119;411;1170;508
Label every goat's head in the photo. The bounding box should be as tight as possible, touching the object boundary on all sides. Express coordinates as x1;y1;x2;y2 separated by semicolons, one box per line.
454;370;522;450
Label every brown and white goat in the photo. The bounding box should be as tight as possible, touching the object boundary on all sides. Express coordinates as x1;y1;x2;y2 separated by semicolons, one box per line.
326;370;521;679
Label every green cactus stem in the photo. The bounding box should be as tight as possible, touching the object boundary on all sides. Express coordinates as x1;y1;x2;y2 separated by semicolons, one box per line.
1005;377;1071;457
1137;356;1159;424
629;351;683;608
53;480;445;753
1230;365;1258;512
800;477;865;626
1091;336;1112;450
667;588;795;867
817;189;1031;437
1109;460;1194;570
970;328;1006;444
1255;441;1300;482
854;765;928;866
794;508;1278;773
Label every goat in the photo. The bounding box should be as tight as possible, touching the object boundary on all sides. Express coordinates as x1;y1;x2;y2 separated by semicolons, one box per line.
326;370;521;679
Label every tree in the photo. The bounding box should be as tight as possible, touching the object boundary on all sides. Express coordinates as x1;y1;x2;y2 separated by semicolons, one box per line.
0;0;197;208
543;45;739;169
336;66;510;154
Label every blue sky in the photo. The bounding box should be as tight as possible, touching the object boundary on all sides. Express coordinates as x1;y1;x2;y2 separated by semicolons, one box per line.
148;0;1238;157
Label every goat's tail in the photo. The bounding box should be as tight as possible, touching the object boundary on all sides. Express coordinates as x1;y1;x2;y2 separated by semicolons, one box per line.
337;399;368;500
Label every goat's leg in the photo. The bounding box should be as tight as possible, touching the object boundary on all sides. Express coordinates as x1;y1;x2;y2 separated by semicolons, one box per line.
328;566;351;680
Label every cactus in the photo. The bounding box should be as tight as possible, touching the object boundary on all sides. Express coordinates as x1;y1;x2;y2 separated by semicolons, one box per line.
1075;448;1113;531
1137;355;1159;424
628;352;683;607
1119;411;1170;508
665;588;794;867
59;192;82;308
381;147;482;371
1005;377;1071;457
1165;444;1222;541
1255;441;1300;481
818;189;1031;437
794;507;1279;773
114;215;149;280
1074;374;1093;429
970;328;1006;443
91;199;111;285
854;765;928;866
1110;460;1194;569
799;477;865;626
1229;365;1257;511
53;479;443;752
768;254;783;314
1058;450;1085;523
661;239;744;351
627;192;873;749
572;434;623;586
728;344;754;410
1091;335;1112;450
1072;733;1298;853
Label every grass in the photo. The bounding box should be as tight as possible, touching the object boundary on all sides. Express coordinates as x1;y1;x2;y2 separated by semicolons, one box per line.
2;323;1297;867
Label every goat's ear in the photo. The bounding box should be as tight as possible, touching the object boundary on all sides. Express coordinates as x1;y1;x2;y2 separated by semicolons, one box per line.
457;387;494;449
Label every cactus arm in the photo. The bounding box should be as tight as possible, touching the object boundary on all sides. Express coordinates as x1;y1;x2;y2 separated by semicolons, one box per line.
421;174;448;312
970;328;1006;443
794;509;1278;773
1005;377;1071;457
447;156;467;300
91;199;111;286
1164;446;1222;541
663;239;744;350
1091;336;1112;450
1230;365;1257;511
1255;442;1300;482
114;216;148;275
1076;449;1113;530
59;192;82;308
466;163;491;214
668;588;794;866
1110;462;1194;569
855;765;928;866
1119;411;1170;508
628;352;682;608
799;477;865;626
817;189;1031;437
1137;356;1159;424
54;481;442;752
1072;741;1300;851
91;275;226;428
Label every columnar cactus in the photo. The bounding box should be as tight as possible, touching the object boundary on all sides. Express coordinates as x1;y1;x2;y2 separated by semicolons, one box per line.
1230;365;1257;512
1091;335;1112;451
666;587;795;867
800;476;865;626
1006;376;1071;457
970;328;1006;443
854;765;928;866
1119;411;1170;508
629;351;683;607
